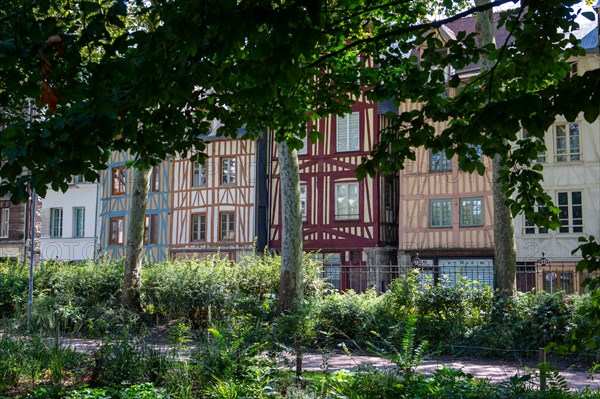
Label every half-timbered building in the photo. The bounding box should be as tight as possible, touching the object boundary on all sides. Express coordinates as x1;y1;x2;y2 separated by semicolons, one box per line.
97;151;171;263
169;132;268;260
269;97;399;292
0;193;40;263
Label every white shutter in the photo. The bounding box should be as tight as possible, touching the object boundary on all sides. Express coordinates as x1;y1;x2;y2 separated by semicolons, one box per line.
336;115;348;152
349;112;360;151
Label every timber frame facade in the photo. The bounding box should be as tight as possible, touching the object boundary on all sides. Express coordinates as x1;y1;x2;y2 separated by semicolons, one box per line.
97;151;171;263
169;134;268;261
269;95;399;292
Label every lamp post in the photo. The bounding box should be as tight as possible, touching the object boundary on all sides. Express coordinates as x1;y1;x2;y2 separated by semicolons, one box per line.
412;252;424;268
537;251;554;293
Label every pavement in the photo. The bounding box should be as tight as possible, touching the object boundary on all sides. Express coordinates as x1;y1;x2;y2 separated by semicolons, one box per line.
55;337;599;392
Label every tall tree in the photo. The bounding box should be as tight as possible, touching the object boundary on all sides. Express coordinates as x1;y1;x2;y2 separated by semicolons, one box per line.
2;0;599;310
474;0;517;295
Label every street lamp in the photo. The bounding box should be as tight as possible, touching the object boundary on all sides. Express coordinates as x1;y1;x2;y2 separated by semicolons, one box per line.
412;252;424;268
537;252;555;293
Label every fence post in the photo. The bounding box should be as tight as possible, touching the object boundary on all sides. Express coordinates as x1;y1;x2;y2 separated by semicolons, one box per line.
539;347;547;391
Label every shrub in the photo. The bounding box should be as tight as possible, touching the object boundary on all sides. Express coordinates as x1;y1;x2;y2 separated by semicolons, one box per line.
0;263;27;319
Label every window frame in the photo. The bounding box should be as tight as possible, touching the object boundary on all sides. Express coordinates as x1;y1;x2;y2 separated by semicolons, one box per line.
111;166;126;195
73;207;85;238
219;212;235;241
50;207;63;237
459;197;483;227
191;213;207;242
336;112;360;153
0;208;9;238
220;157;236;186
557;191;583;234
555;123;581;163
192;161;207;187
430;199;452;228
335;182;359;221
109;216;124;245
144;213;158;245
298;134;308;155
430;150;452;172
300;184;307;222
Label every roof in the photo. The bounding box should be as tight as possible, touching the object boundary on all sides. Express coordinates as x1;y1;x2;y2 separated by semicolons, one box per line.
580;25;598;50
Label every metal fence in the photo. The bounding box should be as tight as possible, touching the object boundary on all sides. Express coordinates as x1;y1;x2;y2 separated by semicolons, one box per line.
320;261;591;295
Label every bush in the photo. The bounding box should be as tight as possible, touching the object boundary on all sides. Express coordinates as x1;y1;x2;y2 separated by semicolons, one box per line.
24;260;123;334
0;263;27;319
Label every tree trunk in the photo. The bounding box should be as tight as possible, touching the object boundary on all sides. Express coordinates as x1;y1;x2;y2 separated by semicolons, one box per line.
475;0;517;295
277;141;304;313
492;154;517;295
121;165;152;309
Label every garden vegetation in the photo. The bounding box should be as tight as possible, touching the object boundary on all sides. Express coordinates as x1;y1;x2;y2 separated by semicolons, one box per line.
0;255;598;398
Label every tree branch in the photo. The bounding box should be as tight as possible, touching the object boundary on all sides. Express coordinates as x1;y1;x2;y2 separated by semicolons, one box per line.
308;0;517;68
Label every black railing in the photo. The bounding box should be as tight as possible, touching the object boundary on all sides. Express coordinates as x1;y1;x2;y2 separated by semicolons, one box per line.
321;261;590;294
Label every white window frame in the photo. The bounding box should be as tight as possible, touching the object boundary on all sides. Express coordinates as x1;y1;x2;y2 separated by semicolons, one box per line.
460;197;483;227
300;184;307;221
336;112;360;152
557;191;583;234
430;199;452;228
50;208;63;237
523;206;548;235
73;207;85;237
221;158;236;186
335;182;359;220
430;150;452;172
192;161;207;187
555;123;580;162
0;208;9;238
522;130;546;163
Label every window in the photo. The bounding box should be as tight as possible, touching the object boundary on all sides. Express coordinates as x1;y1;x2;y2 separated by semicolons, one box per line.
558;191;583;233
555;123;580;162
71;175;86;184
430;199;452;227
336;112;359;152
151;165;160;192
523;130;546;163
111;166;126;195
144;214;158;244
430;150;452;172
300;184;307;221
384;182;392;210
524;206;548;234
460;197;483;227
109;216;124;245
298;134;308;155
192;161;206;187
191;213;206;242
221;158;236;185
335;182;359;220
50;208;63;237
219;212;235;241
73;207;85;237
0;208;8;238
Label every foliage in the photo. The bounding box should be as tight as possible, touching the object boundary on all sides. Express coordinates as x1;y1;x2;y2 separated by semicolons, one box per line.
9;383;170;399
569;236;600;353
0;263;27;318
23;260;126;334
89;331;166;387
0;334;83;394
